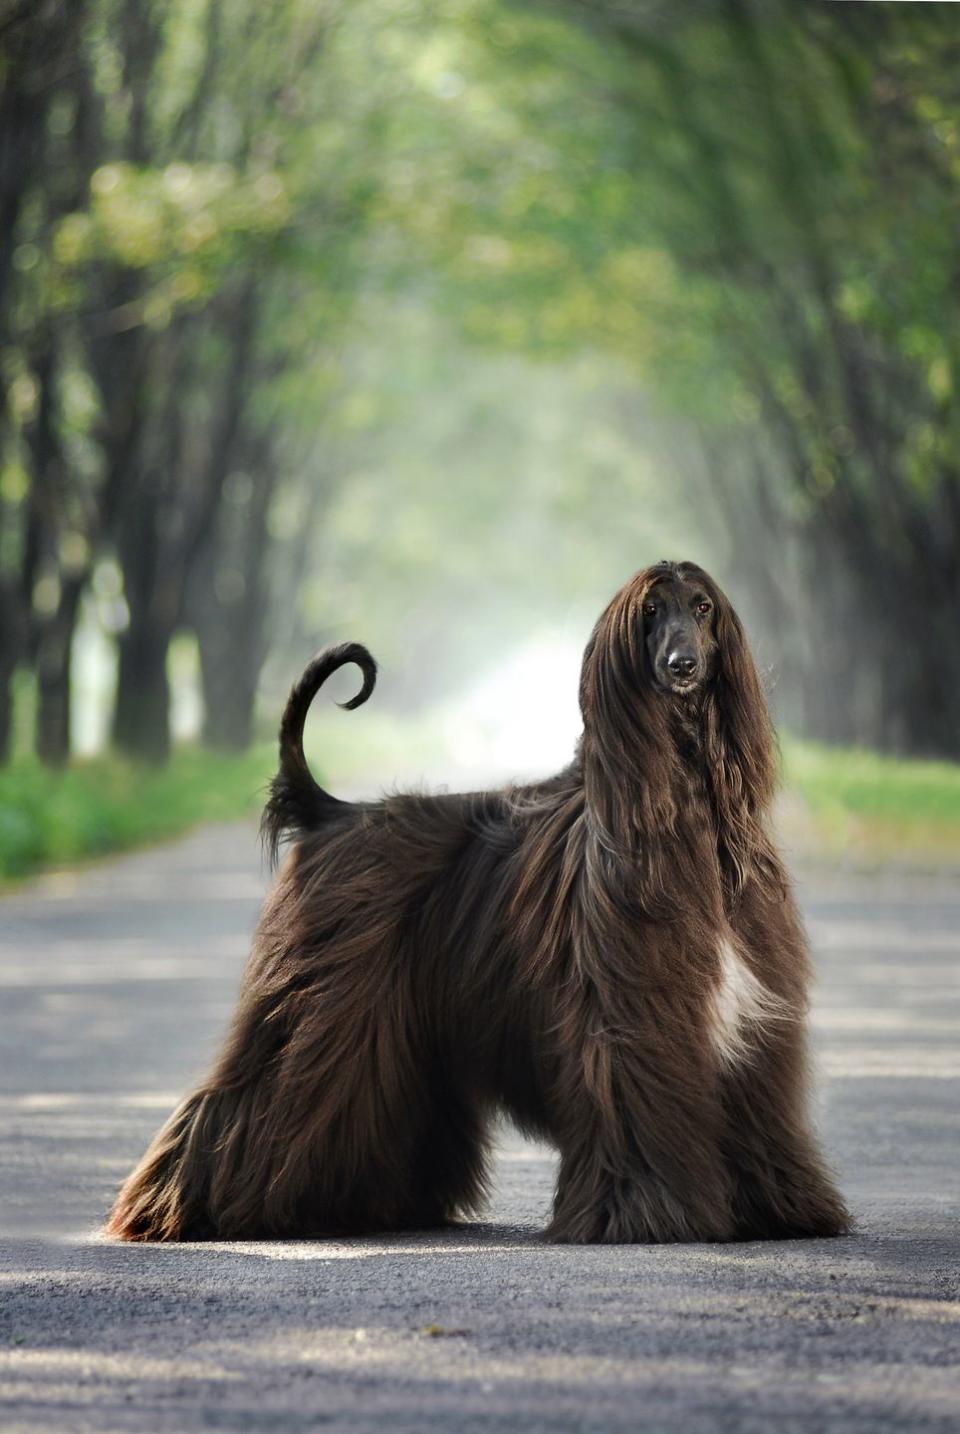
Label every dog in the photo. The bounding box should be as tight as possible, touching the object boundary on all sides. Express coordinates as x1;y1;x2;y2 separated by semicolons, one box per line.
106;560;849;1243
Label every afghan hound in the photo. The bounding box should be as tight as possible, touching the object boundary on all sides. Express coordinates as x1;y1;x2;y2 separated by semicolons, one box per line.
106;561;849;1244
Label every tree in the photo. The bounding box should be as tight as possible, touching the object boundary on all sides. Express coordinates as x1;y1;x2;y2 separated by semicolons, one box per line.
4;0;958;766
379;0;960;754
0;0;375;762
0;0;89;761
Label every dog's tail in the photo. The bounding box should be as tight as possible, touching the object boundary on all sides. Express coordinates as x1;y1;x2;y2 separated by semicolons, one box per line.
261;642;377;865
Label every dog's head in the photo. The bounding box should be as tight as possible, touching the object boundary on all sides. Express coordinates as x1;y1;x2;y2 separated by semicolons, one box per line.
579;560;776;894
638;560;721;697
580;560;750;712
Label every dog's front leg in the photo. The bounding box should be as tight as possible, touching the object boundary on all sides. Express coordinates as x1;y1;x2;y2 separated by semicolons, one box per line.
545;1039;736;1244
721;1026;850;1239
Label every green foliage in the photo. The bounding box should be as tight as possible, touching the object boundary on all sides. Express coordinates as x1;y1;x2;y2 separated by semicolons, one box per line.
0;747;274;881
52;162;291;320
3;0;960;768
782;737;960;860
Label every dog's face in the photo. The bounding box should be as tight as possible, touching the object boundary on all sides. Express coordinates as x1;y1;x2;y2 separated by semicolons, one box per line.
641;566;719;697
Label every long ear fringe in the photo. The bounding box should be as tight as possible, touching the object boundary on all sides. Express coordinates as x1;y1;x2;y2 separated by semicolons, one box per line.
577;572;686;918
702;592;778;898
579;583;678;845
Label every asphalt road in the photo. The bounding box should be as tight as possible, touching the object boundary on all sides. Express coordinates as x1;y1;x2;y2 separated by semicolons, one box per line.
1;823;958;1432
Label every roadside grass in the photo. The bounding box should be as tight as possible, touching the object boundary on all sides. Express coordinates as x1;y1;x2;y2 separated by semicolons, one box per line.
780;737;960;864
0;707;436;884
0;745;275;882
2;724;959;883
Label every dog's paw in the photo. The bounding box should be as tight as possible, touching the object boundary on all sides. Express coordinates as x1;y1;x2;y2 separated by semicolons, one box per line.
547;1178;735;1245
733;1177;852;1241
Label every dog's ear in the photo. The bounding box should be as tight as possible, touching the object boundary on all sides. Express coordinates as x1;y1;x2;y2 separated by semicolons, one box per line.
704;586;777;894
577;571;656;733
578;574;679;848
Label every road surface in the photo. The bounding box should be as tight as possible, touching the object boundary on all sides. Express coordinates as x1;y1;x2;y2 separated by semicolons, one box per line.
1;824;958;1432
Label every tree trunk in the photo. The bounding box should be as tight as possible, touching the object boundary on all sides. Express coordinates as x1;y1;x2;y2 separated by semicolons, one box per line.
0;574;26;764
34;574;86;766
194;436;278;752
199;637;259;751
0;655;15;765
112;616;173;763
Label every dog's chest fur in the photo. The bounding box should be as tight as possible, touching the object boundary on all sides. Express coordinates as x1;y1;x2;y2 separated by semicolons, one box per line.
707;936;792;1066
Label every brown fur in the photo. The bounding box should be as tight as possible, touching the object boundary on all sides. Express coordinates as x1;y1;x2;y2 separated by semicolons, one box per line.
106;562;849;1244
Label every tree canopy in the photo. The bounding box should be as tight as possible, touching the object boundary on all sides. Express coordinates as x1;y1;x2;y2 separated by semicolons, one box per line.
2;0;958;761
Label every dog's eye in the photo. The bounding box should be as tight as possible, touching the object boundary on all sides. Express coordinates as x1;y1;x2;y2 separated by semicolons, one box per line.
696;601;712;615
642;603;657;618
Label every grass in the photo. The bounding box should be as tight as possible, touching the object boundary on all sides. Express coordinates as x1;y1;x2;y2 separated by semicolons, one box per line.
780;737;960;864
2;726;959;884
0;745;276;882
0;702;446;884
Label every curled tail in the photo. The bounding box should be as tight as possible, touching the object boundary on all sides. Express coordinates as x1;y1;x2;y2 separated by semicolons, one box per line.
261;642;377;865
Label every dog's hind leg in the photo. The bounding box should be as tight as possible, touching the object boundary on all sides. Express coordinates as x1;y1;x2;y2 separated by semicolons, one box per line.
108;939;492;1240
105;1088;224;1240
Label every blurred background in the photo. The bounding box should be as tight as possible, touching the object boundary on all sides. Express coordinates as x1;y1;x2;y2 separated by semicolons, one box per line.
1;0;959;876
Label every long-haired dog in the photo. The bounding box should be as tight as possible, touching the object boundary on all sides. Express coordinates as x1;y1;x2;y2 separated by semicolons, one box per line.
107;561;848;1243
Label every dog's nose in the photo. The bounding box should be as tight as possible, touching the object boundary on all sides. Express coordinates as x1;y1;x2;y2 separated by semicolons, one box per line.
668;653;697;678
